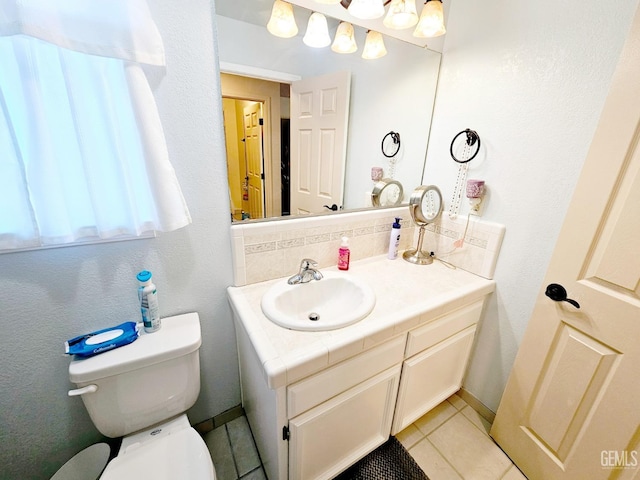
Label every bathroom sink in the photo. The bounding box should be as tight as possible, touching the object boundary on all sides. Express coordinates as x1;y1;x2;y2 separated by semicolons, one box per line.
260;272;376;331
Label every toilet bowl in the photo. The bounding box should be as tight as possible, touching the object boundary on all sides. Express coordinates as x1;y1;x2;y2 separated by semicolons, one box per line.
100;415;213;479
68;313;215;479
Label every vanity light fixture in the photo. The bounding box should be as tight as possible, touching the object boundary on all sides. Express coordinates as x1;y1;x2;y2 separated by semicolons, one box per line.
267;0;299;38
313;0;341;3
331;21;358;53
362;30;387;59
383;0;418;30
413;0;446;38
303;12;331;47
346;0;385;20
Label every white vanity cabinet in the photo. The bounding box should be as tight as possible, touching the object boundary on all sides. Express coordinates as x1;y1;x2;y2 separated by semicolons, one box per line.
391;300;484;434
285;336;405;480
228;259;495;480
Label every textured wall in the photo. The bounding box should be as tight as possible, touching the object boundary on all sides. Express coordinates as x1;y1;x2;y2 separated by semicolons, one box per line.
0;1;238;479
425;0;640;411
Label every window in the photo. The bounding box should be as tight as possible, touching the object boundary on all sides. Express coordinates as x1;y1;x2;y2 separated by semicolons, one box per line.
0;0;191;251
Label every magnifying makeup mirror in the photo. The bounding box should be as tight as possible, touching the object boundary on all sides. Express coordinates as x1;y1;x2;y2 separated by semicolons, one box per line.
371;178;404;207
403;185;443;265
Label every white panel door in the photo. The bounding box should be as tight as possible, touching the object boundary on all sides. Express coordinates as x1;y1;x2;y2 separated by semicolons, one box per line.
244;102;264;220
290;71;350;215
288;366;400;480
491;5;640;479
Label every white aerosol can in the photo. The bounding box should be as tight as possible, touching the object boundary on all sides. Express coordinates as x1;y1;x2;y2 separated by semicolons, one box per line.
137;270;160;333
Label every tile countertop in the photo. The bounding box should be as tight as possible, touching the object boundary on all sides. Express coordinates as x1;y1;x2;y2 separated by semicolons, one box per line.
227;255;496;390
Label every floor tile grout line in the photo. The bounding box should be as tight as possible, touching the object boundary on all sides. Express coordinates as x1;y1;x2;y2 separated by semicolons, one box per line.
216;422;240;480
238;465;265;480
428;411;515;480
224;423;242;480
226;418;265;480
457;406;518;477
422;413;467;480
426;434;466;479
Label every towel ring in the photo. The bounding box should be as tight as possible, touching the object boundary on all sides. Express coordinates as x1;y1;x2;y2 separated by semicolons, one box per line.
450;129;480;164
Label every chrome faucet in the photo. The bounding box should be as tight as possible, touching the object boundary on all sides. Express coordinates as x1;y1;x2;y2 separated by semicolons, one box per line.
288;258;323;285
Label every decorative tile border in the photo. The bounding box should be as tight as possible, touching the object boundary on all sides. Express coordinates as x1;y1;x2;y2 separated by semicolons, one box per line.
230;208;505;286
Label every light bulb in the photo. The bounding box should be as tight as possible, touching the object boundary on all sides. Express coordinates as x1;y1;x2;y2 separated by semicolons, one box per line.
362;31;387;59
348;0;385;20
413;0;446;38
303;12;331;48
383;0;418;30
331;22;358;54
267;0;299;39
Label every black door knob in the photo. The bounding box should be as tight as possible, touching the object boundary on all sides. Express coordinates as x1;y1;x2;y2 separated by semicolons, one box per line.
323;204;338;211
545;283;580;309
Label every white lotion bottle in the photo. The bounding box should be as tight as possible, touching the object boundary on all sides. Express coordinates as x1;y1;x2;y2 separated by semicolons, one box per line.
388;217;401;259
137;270;160;333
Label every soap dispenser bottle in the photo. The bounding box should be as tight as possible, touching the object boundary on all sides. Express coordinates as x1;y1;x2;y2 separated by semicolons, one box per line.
388;217;401;260
338;237;350;270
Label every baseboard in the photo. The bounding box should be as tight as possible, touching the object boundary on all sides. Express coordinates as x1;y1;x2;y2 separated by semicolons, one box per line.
193;404;245;434
457;387;496;425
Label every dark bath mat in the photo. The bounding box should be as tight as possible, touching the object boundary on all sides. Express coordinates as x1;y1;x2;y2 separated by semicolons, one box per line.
333;436;429;480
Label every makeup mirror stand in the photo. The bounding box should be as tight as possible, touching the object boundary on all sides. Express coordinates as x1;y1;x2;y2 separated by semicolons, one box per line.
403;185;443;265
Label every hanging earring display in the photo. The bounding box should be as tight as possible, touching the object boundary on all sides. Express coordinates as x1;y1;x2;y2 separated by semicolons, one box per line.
448;129;480;218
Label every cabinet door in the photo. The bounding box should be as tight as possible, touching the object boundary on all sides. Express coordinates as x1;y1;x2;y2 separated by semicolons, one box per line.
288;366;401;480
392;326;476;435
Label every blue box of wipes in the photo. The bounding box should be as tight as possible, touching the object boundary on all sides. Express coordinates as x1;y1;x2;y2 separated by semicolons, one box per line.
65;322;139;358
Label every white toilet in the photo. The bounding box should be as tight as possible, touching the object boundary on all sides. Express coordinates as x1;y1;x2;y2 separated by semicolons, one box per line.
68;312;216;479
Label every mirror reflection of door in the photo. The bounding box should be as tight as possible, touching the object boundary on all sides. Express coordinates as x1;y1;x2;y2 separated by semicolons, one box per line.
221;73;285;221
243;101;264;219
290;71;351;216
221;71;351;221
222;97;264;220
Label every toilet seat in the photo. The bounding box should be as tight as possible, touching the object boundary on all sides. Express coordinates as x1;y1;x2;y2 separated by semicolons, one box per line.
100;426;216;480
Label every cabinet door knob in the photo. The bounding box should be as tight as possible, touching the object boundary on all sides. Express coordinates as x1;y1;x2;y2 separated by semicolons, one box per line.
545;283;580;309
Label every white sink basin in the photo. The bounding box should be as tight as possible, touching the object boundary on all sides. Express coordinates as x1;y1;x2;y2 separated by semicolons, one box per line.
260;272;376;331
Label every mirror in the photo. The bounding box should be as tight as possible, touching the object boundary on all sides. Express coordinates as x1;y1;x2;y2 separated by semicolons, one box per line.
371;178;404;207
403;185;443;265
214;0;443;221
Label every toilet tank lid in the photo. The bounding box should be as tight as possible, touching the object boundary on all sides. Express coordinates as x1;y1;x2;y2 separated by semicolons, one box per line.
69;312;201;383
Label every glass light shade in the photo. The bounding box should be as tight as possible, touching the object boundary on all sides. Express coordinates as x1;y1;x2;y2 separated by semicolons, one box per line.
303;12;331;48
267;0;298;38
348;0;385;20
362;30;387;59
413;0;446;38
383;0;418;30
331;22;357;54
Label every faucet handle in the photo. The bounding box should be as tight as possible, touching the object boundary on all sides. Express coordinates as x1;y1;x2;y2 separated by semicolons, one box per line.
299;258;318;269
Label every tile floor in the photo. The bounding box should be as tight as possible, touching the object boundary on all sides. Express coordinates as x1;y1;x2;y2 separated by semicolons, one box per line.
203;394;527;480
396;394;527;480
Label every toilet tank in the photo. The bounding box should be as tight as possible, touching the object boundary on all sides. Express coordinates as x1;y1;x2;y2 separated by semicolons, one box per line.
69;312;202;438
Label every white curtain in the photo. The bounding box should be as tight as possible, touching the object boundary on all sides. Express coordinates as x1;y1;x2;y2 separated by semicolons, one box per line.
0;0;191;250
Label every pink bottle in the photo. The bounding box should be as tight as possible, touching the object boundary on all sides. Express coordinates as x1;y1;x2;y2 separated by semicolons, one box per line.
338;237;350;270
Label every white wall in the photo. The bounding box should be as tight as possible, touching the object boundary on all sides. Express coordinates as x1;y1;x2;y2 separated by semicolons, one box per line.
0;1;238;479
425;0;639;411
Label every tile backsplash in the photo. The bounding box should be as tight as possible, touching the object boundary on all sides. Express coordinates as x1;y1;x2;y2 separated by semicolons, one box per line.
230;207;505;286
